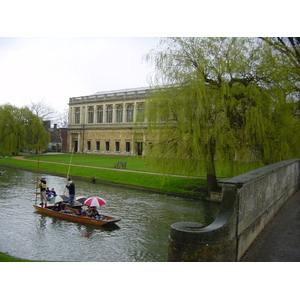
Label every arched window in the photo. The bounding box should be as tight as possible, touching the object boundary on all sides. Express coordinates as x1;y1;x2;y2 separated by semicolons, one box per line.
116;105;123;123
75;108;80;124
126;104;134;123
97;106;103;123
106;106;113;123
88;107;94;123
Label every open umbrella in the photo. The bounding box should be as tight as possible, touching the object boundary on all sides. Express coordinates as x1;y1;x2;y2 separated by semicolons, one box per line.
49;195;66;204
83;197;107;207
75;196;88;205
59;195;70;202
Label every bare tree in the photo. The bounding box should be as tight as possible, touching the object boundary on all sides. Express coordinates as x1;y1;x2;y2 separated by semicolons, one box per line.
29;98;58;121
55;108;69;128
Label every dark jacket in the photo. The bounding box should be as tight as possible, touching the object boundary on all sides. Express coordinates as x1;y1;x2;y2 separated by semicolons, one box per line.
66;181;75;195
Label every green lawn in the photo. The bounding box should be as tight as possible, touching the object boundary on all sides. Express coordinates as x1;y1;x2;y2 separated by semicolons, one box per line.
20;153;263;177
0;154;263;198
0;155;207;198
27;154;153;172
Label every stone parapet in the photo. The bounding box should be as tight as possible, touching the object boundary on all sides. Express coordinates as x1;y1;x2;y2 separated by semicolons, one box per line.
168;159;300;261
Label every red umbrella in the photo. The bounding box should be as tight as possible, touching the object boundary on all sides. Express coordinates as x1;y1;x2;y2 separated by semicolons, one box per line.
83;197;107;207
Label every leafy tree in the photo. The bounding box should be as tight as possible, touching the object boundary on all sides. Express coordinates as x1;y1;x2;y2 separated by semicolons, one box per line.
0;104;20;155
0;104;50;156
260;37;300;74
19;106;50;151
261;37;300;116
145;37;300;193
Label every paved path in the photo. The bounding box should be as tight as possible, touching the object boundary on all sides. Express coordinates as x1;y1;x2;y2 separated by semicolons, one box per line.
240;189;300;262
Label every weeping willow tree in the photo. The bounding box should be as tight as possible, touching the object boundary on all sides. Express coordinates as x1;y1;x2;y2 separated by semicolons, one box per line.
0;104;50;156
144;37;300;193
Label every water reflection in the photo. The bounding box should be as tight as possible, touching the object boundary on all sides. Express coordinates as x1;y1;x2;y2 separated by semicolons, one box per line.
38;215;47;229
0;165;220;261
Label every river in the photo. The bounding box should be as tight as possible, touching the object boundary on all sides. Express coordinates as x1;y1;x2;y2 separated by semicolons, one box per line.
0;166;220;262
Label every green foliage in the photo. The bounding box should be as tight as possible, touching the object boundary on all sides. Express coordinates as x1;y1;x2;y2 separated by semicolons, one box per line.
144;37;300;190
0;104;49;156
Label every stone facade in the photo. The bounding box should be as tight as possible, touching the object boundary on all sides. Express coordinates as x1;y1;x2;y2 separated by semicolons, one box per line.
67;87;151;156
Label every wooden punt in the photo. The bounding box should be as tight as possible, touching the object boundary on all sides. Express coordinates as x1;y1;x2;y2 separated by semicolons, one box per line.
33;205;121;226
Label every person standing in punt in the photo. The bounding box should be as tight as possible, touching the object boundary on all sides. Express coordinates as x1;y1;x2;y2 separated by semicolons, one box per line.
66;177;75;206
38;176;47;206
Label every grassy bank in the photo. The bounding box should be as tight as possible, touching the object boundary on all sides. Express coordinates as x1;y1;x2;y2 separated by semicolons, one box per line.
0;252;34;262
0;155;208;198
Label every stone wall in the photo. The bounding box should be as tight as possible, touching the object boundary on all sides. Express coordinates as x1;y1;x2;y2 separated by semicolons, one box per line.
168;159;300;262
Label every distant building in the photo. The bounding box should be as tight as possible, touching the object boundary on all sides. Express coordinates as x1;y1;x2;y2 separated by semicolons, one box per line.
66;87;151;156
44;121;62;152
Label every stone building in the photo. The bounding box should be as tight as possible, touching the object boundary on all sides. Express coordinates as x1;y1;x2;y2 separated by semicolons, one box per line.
67;87;151;156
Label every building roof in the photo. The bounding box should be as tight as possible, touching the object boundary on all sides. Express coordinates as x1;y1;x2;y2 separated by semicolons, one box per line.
93;86;150;96
69;86;152;105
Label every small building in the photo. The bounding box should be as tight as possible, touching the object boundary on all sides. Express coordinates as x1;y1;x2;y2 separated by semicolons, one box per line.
67;87;151;156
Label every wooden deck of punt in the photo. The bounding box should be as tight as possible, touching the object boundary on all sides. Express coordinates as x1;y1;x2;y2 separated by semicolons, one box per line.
33;205;121;226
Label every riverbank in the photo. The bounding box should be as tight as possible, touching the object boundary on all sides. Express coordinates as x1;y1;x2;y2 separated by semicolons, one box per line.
0;155;209;199
0;252;35;262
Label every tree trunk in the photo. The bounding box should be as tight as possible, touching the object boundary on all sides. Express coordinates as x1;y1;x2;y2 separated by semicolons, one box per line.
203;140;218;194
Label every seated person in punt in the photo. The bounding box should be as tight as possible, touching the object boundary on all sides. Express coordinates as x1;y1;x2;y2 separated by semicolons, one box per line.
52;202;63;211
60;204;75;215
47;188;57;200
86;206;106;220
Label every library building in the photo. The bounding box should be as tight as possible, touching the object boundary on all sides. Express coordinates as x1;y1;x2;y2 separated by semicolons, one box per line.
67;87;152;156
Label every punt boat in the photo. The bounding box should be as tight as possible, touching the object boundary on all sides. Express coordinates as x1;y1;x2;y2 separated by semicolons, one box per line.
33;204;121;226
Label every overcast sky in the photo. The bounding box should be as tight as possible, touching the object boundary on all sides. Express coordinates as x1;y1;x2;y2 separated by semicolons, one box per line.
0;1;296;116
0;37;159;113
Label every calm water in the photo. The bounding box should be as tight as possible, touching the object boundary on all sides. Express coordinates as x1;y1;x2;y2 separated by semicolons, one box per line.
0;166;220;262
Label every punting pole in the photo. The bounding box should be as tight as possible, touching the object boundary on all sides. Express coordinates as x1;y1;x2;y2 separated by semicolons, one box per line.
64;147;74;194
67;147;74;179
35;142;41;205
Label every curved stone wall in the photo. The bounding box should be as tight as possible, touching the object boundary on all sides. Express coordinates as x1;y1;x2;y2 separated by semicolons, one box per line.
168;159;300;261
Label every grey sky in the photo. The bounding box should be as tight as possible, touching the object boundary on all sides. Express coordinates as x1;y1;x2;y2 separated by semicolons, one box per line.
0;2;294;115
0;37;159;113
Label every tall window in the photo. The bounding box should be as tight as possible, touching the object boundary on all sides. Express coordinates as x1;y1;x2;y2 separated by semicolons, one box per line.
126;104;134;122
126;142;131;152
106;106;113;123
116;105;123;123
105;141;110;151
115;141;120;152
87;141;91;150
137;103;144;122
88;107;94;123
75;108;80;124
136;142;143;155
97;106;103;123
96;141;100;151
